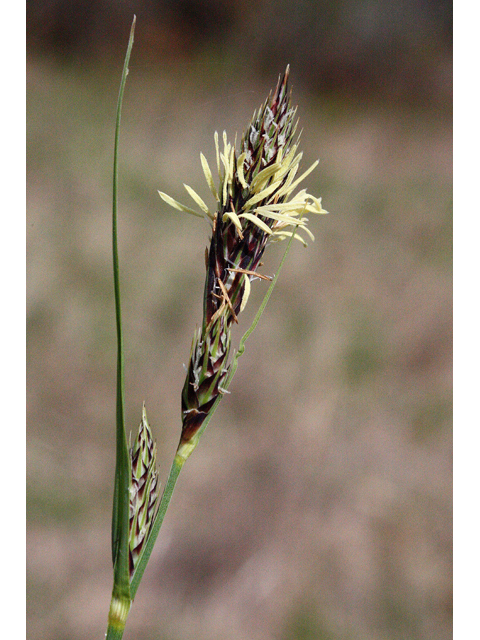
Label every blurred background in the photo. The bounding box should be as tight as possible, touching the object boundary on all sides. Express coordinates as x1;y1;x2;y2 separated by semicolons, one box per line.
26;1;452;639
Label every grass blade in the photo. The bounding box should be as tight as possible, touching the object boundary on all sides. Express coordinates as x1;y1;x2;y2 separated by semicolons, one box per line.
106;15;136;640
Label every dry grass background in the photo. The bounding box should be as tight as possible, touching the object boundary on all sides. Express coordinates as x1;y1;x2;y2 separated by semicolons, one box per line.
27;53;451;640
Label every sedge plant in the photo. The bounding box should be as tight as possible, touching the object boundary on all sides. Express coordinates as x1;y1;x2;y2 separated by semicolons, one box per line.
105;17;327;639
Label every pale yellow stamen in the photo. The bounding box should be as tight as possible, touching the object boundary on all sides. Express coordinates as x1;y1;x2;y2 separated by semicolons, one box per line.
184;184;211;217
271;229;310;246
277;159;319;199
250;162;282;194
214;131;221;179
238;212;272;234
236;151;248;189
222;208;244;237
200;153;219;202
158;191;204;218
240;276;250;312
243;179;283;209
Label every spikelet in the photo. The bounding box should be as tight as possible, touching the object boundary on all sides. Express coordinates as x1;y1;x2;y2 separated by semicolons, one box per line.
128;404;160;579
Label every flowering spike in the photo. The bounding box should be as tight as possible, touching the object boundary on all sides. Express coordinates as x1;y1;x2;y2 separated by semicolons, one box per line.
159;68;327;457
128;404;160;580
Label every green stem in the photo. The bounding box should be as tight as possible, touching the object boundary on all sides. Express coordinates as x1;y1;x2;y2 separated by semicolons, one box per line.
106;595;131;640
